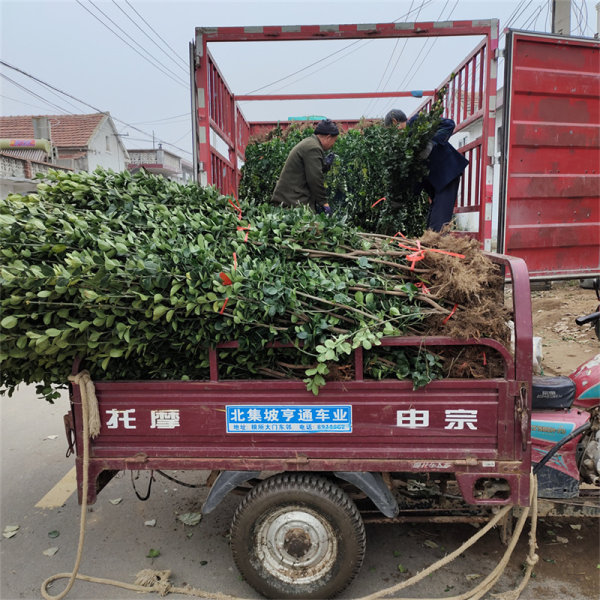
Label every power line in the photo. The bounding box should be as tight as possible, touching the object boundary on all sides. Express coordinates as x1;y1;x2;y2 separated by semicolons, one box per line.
85;0;188;85
0;73;73;115
521;1;546;31
379;0;457;117
124;0;188;68
110;0;189;76
243;0;434;95
254;1;435;98
363;0;418;116
130;112;190;125
366;0;429;116
0;60;191;156
75;0;188;89
0;93;61;114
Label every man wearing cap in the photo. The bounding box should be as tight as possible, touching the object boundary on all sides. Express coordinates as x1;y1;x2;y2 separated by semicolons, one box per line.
272;118;339;213
384;109;469;232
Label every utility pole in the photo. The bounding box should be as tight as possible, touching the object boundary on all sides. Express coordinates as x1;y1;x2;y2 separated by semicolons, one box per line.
596;2;600;38
552;0;571;35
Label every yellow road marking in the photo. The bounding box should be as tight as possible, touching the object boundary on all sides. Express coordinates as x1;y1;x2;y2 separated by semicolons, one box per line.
35;466;77;508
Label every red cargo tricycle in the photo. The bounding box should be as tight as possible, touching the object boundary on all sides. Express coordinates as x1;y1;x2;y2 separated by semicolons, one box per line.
64;254;600;599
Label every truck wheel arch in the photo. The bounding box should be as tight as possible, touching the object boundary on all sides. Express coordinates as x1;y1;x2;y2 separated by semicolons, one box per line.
202;470;398;518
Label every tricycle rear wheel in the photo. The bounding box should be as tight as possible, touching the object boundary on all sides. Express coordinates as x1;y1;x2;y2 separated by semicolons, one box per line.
230;473;366;599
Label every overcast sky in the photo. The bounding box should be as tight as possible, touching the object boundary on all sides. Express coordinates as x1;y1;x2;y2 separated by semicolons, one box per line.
1;0;598;160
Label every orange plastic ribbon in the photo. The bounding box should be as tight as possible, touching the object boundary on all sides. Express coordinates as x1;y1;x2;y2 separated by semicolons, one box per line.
442;303;458;324
482;351;487;366
397;242;465;259
237;226;251;242
233;252;237;271
371;197;386;208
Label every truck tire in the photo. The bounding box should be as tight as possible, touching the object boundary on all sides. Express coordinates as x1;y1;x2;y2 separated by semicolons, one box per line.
230;473;366;599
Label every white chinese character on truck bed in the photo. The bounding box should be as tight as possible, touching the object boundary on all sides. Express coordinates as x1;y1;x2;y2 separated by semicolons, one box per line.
150;410;180;429
444;409;478;430
396;409;429;428
105;409;136;429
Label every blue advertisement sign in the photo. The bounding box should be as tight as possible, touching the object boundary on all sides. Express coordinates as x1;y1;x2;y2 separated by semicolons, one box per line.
226;405;352;433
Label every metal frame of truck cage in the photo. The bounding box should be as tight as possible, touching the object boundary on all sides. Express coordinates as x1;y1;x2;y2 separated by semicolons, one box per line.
191;20;498;251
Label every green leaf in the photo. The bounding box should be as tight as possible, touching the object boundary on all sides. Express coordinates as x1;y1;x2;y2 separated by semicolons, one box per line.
146;548;160;558
1;316;18;329
153;305;169;320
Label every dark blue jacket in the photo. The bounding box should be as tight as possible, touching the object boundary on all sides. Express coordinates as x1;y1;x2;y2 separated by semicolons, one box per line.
408;117;469;192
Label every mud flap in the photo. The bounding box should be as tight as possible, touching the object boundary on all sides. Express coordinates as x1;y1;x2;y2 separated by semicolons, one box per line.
334;472;399;518
202;470;261;514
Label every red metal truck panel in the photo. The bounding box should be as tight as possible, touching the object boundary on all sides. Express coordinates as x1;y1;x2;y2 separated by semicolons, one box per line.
75;378;511;461
501;32;600;278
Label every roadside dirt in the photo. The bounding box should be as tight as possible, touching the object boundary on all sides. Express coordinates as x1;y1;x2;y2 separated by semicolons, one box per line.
530;280;599;376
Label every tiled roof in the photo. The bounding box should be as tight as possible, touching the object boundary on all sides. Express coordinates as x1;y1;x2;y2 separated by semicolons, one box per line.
0;149;49;162
0;113;106;148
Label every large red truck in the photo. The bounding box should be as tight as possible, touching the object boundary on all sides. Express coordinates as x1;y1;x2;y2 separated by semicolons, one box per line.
190;21;599;279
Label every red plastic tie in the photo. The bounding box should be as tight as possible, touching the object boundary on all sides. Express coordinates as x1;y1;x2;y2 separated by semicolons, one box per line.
371;197;386;208
442;303;458;324
392;231;407;240
219;297;229;314
482;351;487;366
228;198;243;219
415;281;430;294
219;272;232;286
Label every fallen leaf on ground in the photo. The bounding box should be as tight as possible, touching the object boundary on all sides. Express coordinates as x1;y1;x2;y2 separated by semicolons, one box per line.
109;498;122;505
3;525;19;539
146;548;160;558
556;536;569;544
397;564;407;573
423;540;438;549
48;530;60;538
178;512;202;526
465;574;481;581
144;519;157;527
44;435;58;440
43;547;59;557
569;524;581;530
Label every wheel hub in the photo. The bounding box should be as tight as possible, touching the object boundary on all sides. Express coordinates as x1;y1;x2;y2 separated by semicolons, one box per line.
256;506;337;584
283;527;312;559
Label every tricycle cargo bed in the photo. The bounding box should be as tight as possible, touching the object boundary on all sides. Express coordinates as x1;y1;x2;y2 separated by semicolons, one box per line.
68;337;531;508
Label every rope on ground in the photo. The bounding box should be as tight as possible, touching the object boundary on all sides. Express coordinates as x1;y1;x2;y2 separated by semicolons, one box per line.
41;372;539;600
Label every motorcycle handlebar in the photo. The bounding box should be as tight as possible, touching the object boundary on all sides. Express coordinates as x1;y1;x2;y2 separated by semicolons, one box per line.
576;311;600;326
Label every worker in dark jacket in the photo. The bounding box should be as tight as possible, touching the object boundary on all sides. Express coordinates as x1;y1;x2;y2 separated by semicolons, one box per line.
271;118;339;213
384;109;469;231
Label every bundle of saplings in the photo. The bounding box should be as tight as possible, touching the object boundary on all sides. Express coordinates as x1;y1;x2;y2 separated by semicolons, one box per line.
239;103;443;237
0;169;509;403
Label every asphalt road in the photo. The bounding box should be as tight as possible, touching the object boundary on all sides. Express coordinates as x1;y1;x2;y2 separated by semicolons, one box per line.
1;385;598;600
